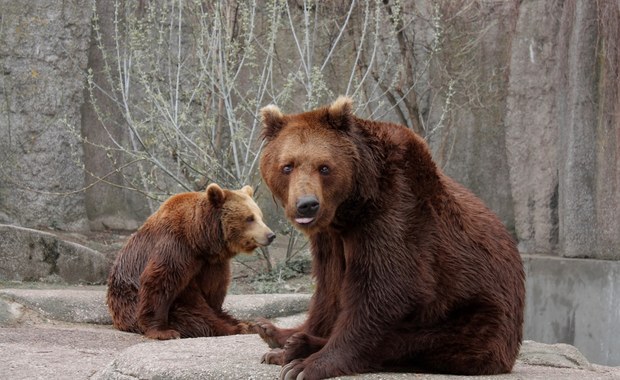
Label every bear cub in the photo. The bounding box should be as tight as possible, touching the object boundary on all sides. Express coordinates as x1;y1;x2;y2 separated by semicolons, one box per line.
107;183;275;339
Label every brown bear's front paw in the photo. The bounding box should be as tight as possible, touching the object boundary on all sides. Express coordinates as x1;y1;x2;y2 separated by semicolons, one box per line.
254;318;283;348
281;356;349;380
144;328;181;340
261;348;285;365
283;332;327;363
238;321;257;334
280;359;305;380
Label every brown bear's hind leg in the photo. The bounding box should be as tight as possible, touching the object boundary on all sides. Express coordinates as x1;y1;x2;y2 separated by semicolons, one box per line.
379;307;519;375
168;291;251;338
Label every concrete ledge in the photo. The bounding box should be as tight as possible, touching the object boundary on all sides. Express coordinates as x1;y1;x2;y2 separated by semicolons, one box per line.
0;287;312;326
523;254;620;366
0;289;618;380
94;338;620;380
0;286;110;324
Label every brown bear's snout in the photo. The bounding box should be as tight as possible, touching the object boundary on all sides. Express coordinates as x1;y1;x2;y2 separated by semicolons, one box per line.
266;232;276;244
295;195;320;224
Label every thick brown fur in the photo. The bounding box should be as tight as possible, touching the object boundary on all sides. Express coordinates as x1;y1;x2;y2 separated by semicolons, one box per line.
257;97;525;379
107;184;275;339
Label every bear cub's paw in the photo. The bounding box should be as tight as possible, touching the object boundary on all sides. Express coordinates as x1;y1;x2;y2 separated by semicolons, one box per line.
255;318;284;348
237;321;257;334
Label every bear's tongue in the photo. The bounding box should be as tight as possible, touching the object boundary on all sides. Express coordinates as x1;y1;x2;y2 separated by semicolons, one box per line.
295;217;314;225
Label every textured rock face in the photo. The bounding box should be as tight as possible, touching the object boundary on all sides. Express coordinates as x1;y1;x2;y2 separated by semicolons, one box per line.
0;224;110;284
424;2;517;233
505;1;620;259
505;1;562;254
0;1;617;257
79;0;151;231
0;0;92;230
555;2;620;259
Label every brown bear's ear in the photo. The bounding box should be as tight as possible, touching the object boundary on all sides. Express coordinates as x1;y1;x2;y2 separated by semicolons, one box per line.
327;96;353;131
260;104;285;141
206;183;226;207
240;185;254;197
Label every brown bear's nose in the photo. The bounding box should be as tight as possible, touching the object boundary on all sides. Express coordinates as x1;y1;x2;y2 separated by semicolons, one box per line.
296;195;320;217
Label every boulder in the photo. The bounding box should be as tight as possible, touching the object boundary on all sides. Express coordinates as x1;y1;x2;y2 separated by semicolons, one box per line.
0;224;110;284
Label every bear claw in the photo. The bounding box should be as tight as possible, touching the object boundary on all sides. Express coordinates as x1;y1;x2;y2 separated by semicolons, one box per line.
280;360;304;380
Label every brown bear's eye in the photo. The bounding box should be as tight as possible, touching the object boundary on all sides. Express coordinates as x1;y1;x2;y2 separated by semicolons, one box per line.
282;164;293;174
319;165;330;175
246;215;255;223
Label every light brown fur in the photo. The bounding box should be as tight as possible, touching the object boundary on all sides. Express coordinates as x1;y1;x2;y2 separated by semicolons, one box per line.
107;184;275;339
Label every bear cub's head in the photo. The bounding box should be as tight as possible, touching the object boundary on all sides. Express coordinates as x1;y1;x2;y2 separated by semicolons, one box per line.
259;96;358;235
207;184;276;253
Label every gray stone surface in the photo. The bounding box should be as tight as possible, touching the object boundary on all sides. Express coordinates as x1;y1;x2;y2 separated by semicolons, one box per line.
504;0;620;259
0;0;618;261
0;286;110;325
1;325;148;380
556;1;599;259
523;254;620;367
0;287;312;327
505;0;562;254
223;293;313;321
0;224;110;284
556;1;620;260
0;0;91;230
519;340;592;370
425;2;516;233
94;338;620;380
0;297;24;325
79;0;152;231
0;285;619;380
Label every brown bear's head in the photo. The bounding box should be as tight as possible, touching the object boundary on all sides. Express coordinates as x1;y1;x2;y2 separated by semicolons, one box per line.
259;97;359;235
207;183;276;253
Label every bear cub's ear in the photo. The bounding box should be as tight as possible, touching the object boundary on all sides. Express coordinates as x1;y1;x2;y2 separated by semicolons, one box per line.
327;96;353;131
260;104;285;141
241;185;254;197
206;183;226;207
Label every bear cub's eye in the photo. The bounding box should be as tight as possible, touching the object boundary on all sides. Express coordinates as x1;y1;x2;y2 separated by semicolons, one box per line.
282;164;293;175
319;165;330;175
246;215;255;223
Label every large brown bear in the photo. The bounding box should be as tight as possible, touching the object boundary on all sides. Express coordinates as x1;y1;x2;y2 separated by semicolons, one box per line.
257;97;525;379
107;183;275;340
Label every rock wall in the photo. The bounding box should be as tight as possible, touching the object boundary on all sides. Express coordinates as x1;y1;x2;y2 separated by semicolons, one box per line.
425;1;518;233
0;1;617;250
504;0;620;259
0;224;110;284
0;0;92;230
79;0;151;231
422;0;619;260
505;0;562;254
